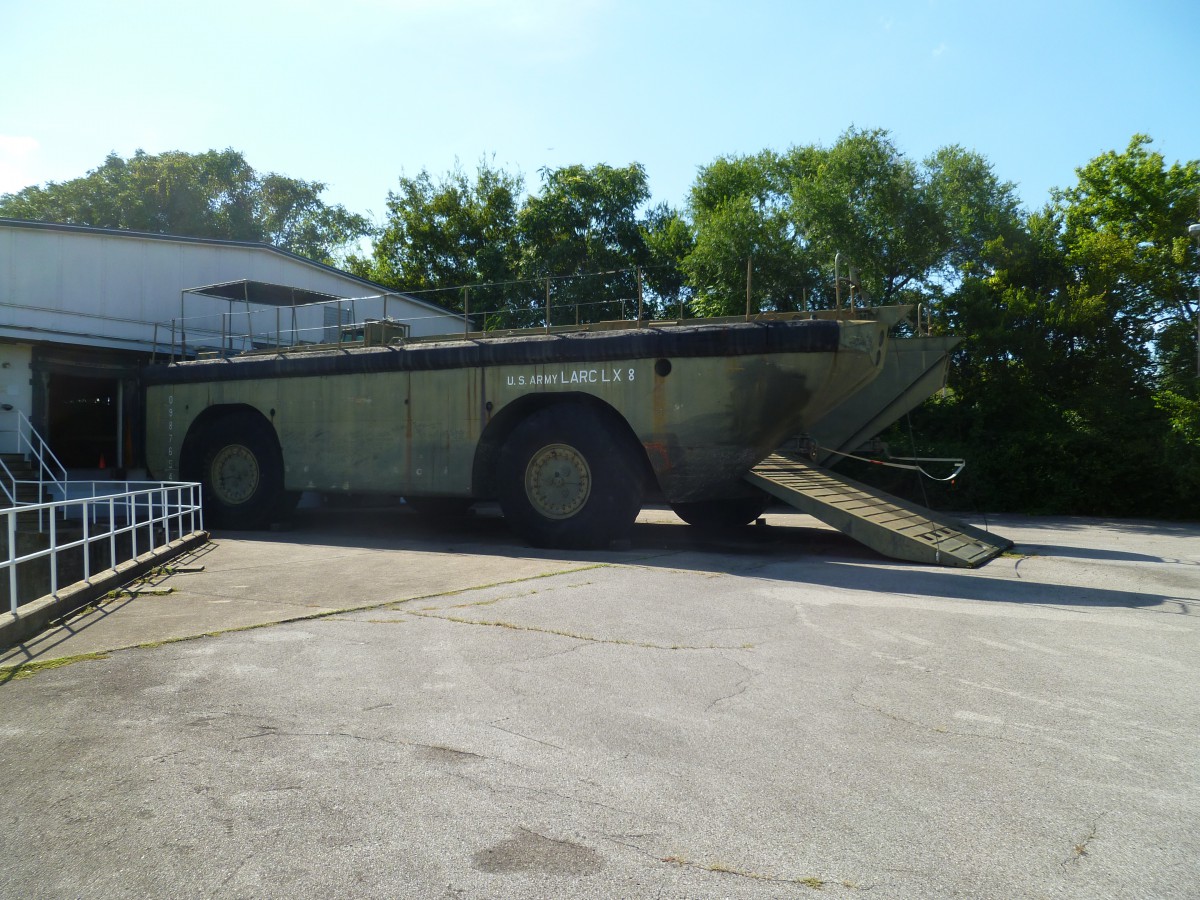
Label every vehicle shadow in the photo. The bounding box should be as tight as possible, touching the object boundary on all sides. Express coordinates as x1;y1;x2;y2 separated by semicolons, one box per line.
1015;543;1200;566
215;505;1196;612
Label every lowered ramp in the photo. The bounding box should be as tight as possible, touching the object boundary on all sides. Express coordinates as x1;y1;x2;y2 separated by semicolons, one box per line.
746;454;1011;568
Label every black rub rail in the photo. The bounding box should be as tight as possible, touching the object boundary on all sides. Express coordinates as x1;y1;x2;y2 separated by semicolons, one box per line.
143;319;843;386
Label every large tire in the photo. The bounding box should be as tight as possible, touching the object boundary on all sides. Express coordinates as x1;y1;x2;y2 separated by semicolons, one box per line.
672;490;772;530
497;405;643;549
198;412;286;530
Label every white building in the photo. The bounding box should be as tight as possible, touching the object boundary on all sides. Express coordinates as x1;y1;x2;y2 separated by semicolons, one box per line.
0;218;460;472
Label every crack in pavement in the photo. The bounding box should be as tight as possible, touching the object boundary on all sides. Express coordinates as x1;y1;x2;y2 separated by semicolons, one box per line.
488;720;566;751
603;836;860;892
705;656;762;711
849;693;1033;746
407;611;747;651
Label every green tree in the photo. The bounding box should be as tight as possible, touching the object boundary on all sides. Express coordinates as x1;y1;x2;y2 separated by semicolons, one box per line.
351;159;524;321
355;160;667;328
918;136;1200;517
923;144;1024;278
1056;135;1200;392
0;149;370;265
684;150;822;317
683;132;1023;318
516;163;652;323
640;202;694;317
789;129;943;305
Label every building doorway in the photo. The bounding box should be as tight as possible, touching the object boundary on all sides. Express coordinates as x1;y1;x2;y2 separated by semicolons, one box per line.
46;373;119;469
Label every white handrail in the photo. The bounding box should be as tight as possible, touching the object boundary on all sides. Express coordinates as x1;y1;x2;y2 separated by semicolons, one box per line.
16;410;68;494
0;412;71;532
0;457;16;506
2;480;204;613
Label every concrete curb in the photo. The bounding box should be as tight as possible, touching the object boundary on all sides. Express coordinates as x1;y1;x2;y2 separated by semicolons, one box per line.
0;530;210;651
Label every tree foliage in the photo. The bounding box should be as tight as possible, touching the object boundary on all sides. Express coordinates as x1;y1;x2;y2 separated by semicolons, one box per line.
349;159;524;319
640;202;694;316
916;136;1200;517
681;130;1024;317
517;163;652;322
0;149;370;265
357;161;683;326
684;150;819;316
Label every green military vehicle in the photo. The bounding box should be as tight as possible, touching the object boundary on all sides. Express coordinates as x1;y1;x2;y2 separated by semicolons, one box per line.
143;306;1010;567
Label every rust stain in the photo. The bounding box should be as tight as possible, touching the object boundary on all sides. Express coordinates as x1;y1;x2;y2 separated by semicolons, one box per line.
643;439;671;471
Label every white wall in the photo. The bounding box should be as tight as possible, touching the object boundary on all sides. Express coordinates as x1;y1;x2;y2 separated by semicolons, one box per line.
0;223;461;352
0;342;32;451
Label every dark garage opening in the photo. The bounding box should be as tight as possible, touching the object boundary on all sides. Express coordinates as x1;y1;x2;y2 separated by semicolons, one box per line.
47;373;119;468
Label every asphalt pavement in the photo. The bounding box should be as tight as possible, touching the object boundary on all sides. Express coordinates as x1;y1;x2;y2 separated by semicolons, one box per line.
0;505;1197;899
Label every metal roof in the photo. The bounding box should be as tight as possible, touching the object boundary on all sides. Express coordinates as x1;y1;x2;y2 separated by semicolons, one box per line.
0;217;453;317
183;279;350;307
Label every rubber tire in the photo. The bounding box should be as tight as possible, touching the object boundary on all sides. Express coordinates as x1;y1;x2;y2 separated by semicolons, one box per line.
199;412;286;530
497;405;643;549
672;491;772;530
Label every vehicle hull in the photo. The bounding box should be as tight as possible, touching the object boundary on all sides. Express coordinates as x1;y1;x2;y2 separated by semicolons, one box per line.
144;318;889;504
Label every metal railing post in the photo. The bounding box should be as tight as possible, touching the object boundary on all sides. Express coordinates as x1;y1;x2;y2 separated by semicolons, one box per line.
82;503;91;582
8;511;17;613
636;267;644;328
109;497;116;571
834;251;841;312
49;504;57;597
745;256;753;321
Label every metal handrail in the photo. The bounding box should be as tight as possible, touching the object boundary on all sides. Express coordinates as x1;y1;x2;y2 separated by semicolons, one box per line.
3;480;204;613
16;410;68;496
0;457;16;506
0;412;71;532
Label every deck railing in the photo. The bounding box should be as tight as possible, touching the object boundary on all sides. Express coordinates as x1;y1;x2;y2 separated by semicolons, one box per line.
3;481;204;613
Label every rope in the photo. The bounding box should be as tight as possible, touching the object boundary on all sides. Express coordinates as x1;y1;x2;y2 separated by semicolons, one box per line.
904;412;942;564
811;443;966;483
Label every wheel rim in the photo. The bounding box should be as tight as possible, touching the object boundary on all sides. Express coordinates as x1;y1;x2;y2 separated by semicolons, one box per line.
525;443;591;520
210;443;260;505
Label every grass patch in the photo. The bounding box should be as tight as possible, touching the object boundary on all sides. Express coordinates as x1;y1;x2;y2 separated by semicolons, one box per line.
660;854;840;890
400;563;609;611
0;652;109;684
409;611;738;651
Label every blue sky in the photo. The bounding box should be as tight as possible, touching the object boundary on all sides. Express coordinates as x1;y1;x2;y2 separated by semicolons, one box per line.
2;0;1197;225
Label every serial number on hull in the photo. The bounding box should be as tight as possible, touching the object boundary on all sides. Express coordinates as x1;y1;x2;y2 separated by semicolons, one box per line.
506;367;637;387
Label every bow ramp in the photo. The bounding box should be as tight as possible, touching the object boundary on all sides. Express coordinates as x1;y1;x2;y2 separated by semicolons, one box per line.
746;454;1011;568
